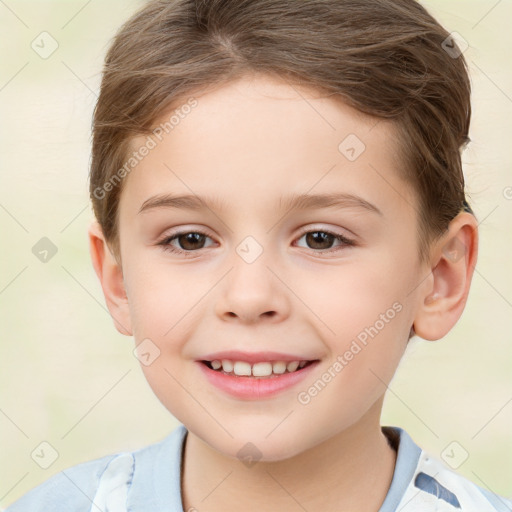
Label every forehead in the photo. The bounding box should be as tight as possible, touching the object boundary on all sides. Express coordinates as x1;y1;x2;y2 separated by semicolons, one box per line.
118;74;414;220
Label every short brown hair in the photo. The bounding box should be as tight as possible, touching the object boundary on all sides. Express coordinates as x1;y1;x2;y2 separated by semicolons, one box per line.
89;0;472;263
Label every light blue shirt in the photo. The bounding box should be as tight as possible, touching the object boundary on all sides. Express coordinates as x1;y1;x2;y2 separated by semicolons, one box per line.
5;424;512;511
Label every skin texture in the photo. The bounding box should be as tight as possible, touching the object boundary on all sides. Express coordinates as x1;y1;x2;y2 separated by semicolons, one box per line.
89;74;478;511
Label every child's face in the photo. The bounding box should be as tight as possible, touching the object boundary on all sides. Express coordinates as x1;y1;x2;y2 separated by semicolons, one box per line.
116;74;429;460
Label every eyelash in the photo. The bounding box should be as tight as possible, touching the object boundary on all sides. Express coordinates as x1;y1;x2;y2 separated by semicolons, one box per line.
157;228;355;257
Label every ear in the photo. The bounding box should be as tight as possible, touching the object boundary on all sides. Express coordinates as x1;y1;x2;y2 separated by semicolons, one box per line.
412;211;478;340
88;220;133;336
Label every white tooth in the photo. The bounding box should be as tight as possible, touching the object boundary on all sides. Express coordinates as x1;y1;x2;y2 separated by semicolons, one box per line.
298;361;307;368
272;361;286;374
221;360;233;372
233;361;252;376
286;361;299;372
252;362;273;377
211;360;221;370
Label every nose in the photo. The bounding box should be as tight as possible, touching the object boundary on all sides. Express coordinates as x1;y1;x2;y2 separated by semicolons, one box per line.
215;252;291;325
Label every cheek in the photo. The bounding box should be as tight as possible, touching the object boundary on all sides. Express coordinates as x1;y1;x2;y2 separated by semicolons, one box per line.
298;259;410;339
123;258;203;338
123;260;206;404
299;259;413;394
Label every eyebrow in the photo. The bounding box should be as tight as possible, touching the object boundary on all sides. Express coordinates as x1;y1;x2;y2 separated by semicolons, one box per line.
138;192;382;216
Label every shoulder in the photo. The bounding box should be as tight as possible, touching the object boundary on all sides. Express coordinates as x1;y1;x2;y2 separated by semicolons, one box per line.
4;453;122;512
403;451;512;511
387;427;512;512
4;425;187;512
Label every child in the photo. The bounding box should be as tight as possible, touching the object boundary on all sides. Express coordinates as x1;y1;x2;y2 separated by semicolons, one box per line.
6;0;511;510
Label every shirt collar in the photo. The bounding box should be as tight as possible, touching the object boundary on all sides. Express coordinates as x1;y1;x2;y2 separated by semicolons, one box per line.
127;423;421;512
378;426;422;512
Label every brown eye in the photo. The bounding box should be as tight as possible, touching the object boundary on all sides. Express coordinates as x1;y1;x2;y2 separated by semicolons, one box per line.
176;232;207;250
305;231;335;250
296;229;355;253
158;230;214;255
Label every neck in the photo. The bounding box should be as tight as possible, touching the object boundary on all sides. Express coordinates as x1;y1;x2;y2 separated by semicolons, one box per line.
181;400;397;511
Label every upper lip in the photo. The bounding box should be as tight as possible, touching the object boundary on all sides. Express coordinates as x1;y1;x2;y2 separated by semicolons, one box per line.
198;350;318;364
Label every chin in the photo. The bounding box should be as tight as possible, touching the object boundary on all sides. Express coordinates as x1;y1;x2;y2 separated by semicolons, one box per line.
200;428;310;464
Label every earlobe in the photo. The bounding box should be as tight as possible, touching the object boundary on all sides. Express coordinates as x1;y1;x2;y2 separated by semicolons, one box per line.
88;220;133;336
412;212;478;341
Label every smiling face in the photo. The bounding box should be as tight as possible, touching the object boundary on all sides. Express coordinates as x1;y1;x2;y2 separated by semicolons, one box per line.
114;74;429;460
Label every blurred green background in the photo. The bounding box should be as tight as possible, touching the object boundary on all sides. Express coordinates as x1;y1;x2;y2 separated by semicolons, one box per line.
0;0;511;507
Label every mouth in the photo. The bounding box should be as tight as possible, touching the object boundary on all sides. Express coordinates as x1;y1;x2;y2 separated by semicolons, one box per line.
196;350;321;399
200;359;318;378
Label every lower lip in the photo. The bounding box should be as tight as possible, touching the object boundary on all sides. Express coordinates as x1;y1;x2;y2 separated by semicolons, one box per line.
196;361;319;400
